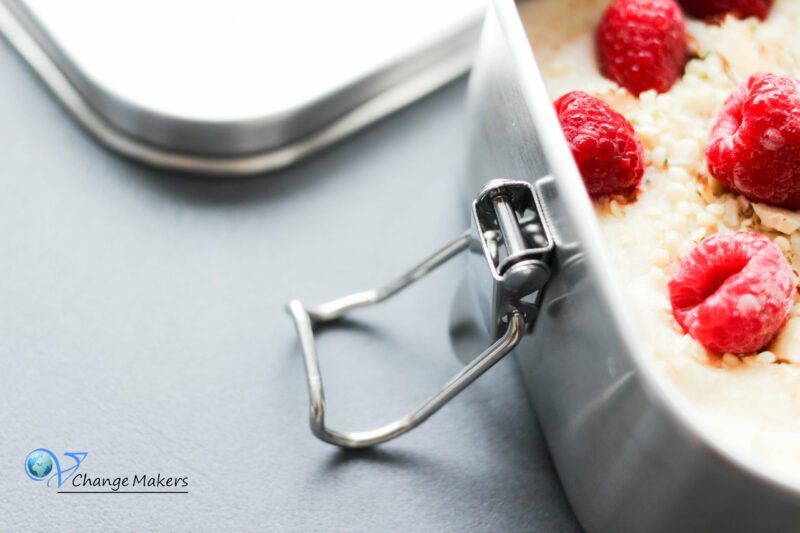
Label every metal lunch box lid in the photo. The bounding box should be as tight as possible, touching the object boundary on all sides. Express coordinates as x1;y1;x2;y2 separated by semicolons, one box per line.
0;0;486;175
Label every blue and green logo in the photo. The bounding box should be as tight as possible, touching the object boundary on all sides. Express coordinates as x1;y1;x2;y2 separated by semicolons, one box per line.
25;449;88;488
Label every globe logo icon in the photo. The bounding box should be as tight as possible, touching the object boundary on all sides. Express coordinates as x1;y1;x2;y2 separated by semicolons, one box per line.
26;451;53;480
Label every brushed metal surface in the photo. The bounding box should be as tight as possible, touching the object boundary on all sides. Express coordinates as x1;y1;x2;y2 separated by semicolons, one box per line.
461;1;800;531
0;0;485;174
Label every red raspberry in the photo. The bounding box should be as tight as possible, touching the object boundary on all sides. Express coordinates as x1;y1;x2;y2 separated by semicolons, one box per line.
668;232;795;354
554;91;644;196
596;0;688;95
678;0;773;21
706;73;800;209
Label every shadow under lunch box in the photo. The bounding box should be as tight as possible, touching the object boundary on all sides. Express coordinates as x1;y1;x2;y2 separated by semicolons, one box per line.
288;1;800;532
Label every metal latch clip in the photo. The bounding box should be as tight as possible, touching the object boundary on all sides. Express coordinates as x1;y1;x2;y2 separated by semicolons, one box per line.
286;179;553;448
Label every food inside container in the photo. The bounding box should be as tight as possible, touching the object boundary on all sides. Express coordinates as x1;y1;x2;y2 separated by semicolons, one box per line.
519;0;800;482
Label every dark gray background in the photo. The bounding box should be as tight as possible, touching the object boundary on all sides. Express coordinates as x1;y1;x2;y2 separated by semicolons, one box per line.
0;35;580;532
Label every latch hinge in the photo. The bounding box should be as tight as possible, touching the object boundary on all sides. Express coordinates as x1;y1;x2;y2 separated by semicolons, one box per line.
472;179;554;335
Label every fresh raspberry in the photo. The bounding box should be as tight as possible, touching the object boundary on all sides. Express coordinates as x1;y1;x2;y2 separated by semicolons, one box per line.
706;73;800;209
669;232;795;354
596;0;688;95
678;0;773;21
554;91;644;196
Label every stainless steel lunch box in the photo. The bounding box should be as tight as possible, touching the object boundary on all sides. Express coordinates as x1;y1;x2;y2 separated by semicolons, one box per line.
287;1;800;530
460;1;800;531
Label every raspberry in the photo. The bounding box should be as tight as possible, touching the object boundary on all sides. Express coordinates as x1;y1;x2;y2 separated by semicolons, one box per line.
596;0;688;95
678;0;773;21
668;232;795;354
554;91;644;196
706;73;800;209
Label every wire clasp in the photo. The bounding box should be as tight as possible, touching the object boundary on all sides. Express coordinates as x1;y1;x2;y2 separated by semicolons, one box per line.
287;179;553;448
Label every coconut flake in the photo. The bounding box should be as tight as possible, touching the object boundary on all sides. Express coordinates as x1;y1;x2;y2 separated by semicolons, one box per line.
753;203;800;234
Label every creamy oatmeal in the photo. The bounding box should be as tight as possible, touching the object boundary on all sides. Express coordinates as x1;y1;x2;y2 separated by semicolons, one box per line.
520;0;800;479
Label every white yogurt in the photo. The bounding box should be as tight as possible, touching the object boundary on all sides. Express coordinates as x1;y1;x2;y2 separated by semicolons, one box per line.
520;0;800;480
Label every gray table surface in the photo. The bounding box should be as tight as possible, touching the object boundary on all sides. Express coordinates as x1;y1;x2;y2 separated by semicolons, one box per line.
0;35;580;532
